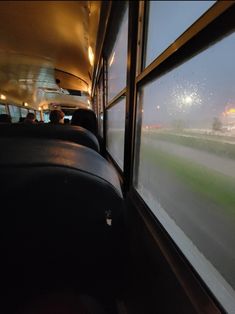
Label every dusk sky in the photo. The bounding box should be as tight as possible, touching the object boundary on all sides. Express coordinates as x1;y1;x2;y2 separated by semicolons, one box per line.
107;1;235;130
142;31;235;128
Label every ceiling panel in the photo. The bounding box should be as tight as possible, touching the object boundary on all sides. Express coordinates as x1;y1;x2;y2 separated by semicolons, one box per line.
0;1;101;109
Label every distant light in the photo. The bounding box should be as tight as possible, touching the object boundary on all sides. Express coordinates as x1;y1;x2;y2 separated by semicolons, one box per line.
88;46;94;66
227;108;235;114
24;102;28;107
184;96;192;104
156;105;160;110
0;94;6;100
224;107;235;115
109;52;115;67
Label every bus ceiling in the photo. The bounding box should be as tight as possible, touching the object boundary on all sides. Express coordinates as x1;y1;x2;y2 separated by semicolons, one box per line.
0;1;107;110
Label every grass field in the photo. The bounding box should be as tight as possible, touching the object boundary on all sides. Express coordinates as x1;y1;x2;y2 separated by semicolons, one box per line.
141;142;235;215
107;128;235;215
146;129;235;160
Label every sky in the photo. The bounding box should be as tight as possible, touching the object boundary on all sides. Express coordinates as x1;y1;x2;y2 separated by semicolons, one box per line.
142;1;235;129
107;1;235;130
142;30;235;128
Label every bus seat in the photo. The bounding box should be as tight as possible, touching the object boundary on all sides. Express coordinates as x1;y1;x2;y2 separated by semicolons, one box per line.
0;123;100;152
0;137;126;298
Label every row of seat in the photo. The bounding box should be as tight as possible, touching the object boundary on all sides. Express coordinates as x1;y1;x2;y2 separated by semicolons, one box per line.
0;125;126;312
0;123;100;152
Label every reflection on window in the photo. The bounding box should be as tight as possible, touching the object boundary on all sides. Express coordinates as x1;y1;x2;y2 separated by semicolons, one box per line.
9;105;21;123
107;97;126;169
108;7;128;102
145;1;215;67
0;104;7;114
98;113;104;138
134;32;235;311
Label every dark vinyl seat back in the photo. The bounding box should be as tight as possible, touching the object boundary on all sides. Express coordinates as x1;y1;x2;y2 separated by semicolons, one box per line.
0;138;126;298
71;108;98;136
0;123;100;152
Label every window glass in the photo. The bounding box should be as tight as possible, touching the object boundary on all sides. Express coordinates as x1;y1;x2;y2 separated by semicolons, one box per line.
9;105;20;123
43;111;50;123
97;76;104;138
108;7;128;102
0;104;7;114
20;108;28;117
98;75;103;114
64;114;72;121
107;97;126;169
98;112;104;138
145;1;215;67
134;32;235;310
36;111;41;121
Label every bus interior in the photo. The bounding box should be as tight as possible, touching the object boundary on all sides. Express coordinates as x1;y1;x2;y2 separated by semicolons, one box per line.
0;1;235;313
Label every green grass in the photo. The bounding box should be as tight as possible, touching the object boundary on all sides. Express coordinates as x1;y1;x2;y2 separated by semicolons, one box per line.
141;143;235;214
146;130;235;160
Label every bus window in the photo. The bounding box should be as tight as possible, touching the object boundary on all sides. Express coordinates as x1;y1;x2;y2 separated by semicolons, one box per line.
20;107;28;117
36;111;41;121
9;105;21;123
98;112;103;138
106;4;128;169
144;1;215;68
134;31;235;310
98;75;103;115
43;111;50;123
97;74;104;138
0;103;7;114
108;6;128;103
107;97;126;170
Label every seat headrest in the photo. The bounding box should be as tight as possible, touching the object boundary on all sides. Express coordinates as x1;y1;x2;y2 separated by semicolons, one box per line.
0;123;100;152
0;137;121;196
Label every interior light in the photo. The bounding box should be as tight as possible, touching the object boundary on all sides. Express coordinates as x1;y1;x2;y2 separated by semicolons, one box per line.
24;102;28;107
0;94;6;100
88;46;94;66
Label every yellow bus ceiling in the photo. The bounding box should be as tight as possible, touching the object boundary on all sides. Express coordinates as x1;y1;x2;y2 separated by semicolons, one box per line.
0;1;101;108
